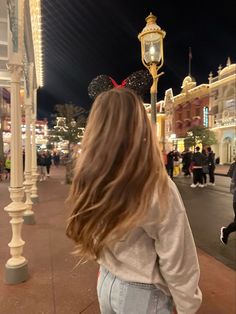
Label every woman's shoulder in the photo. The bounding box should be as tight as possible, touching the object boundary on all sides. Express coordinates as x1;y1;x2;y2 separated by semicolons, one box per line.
142;178;187;238
147;178;185;224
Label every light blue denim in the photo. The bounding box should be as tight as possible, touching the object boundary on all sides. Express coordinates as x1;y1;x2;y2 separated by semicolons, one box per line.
97;266;174;314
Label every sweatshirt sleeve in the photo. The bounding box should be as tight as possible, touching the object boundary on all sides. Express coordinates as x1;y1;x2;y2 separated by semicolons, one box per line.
147;180;202;314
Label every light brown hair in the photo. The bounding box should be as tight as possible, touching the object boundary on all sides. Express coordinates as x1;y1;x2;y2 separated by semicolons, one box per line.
66;88;168;260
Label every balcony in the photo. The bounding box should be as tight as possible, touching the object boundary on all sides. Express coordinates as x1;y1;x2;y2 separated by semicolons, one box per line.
214;110;236;128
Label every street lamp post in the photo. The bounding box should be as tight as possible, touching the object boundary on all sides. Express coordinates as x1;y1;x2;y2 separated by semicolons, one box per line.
138;13;166;127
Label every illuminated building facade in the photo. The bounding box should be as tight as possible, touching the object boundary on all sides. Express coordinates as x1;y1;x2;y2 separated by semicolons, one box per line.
2;116;48;148
208;58;236;164
161;59;235;163
164;76;209;152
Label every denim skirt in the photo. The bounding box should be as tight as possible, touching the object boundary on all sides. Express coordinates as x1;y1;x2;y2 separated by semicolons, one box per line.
97;266;174;314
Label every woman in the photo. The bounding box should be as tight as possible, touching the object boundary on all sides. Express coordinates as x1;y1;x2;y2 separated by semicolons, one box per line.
206;147;216;186
66;88;202;314
190;147;205;188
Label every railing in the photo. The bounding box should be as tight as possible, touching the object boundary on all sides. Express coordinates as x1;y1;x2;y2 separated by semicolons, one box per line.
214;110;236;127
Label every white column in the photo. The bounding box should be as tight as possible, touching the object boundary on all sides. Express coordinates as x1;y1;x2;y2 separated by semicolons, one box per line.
31;88;39;202
4;0;28;284
23;63;35;223
4;64;28;284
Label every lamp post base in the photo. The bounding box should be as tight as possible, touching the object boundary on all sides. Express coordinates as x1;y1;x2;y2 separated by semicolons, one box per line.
23;213;36;225
5;261;29;284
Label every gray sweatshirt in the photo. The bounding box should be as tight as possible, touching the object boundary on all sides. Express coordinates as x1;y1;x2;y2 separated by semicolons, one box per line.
98;179;202;314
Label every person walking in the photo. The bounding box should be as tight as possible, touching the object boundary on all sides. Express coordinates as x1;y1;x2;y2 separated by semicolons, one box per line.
166;150;174;180
53;152;60;167
66;88;202;314
190;146;205;188
5;154;11;180
173;151;181;177
45;151;52;177
182;148;192;177
207;147;216;185
0;159;4;181
37;151;46;181
202;149;208;186
220;160;236;244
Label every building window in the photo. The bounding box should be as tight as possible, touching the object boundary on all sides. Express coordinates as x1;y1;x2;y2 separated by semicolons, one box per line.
224;99;235;111
0;22;8;42
195;108;200;116
178;113;182;121
203;106;209;127
186;111;190;119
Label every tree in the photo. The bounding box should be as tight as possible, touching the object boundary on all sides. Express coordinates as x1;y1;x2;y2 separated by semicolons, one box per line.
184;126;217;149
48;103;88;184
49;103;87;148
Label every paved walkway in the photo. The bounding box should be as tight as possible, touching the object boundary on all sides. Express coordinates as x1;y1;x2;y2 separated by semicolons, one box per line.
0;166;235;314
215;164;230;176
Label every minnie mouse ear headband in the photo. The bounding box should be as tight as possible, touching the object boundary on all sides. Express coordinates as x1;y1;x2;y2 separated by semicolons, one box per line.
88;69;152;100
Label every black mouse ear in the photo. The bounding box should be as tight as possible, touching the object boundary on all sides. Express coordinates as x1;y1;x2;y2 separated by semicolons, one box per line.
88;75;114;100
125;69;152;98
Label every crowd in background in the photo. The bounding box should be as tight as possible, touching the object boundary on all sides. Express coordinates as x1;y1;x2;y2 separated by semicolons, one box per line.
37;151;61;181
164;146;217;187
0;150;62;182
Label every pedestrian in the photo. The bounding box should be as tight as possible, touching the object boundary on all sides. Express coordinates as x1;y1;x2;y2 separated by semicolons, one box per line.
53;152;60;167
0;159;4;181
182;148;192;177
66;88;202;314
166;150;174;179
207;147;216;185
37;151;46;181
220;160;236;244
202;148;208;186
45;151;52;177
23;149;25;172
173;150;181;177
5;154;11;180
190;146;205;188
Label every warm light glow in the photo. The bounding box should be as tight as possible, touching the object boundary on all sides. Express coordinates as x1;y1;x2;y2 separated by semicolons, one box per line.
29;0;43;87
149;46;155;54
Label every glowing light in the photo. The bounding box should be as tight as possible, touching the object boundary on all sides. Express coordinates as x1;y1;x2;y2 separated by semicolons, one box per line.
203;106;209;127
149;46;155;55
29;0;43;87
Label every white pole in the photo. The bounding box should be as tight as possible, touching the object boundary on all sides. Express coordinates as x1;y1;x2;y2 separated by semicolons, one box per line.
23;63;35;223
5;64;28;283
31;88;39;202
4;0;28;284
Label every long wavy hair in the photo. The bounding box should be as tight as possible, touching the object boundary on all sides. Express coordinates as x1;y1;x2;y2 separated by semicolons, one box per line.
66;88;168;260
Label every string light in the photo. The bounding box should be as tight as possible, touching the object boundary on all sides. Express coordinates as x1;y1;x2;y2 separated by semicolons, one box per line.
29;0;43;87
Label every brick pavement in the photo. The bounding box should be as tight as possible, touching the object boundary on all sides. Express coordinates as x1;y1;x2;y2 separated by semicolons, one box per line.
0;166;235;314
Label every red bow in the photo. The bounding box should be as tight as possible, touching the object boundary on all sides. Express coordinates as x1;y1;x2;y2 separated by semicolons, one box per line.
109;77;127;88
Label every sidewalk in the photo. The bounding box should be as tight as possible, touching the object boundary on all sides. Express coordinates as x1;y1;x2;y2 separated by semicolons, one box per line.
215;164;230;176
0;166;235;314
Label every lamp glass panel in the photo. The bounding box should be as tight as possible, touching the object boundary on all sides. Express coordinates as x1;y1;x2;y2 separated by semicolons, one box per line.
143;32;162;65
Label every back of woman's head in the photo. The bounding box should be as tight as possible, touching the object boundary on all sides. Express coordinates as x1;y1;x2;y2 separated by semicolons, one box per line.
66;88;168;260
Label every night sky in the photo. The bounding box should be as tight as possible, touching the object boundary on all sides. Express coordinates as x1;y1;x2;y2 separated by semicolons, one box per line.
38;0;236;121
